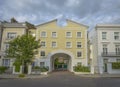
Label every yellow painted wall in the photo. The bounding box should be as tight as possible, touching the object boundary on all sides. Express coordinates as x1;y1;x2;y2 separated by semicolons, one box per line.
1;27;25;51
36;20;88;59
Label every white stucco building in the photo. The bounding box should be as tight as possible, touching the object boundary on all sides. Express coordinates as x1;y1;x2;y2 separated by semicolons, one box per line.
90;24;120;74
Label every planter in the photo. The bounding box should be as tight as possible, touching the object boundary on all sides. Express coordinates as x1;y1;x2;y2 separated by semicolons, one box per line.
40;72;48;75
74;72;91;75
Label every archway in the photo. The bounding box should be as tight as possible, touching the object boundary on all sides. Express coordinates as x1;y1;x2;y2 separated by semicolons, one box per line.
48;50;74;72
51;53;71;71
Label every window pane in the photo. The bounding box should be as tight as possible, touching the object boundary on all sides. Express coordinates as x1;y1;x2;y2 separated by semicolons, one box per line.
77;32;81;38
41;51;45;56
41;41;45;47
41;32;46;37
52;42;56;48
114;32;119;40
102;32;107;40
52;32;56;37
77;52;82;57
40;62;45;67
66;42;71;48
66;32;71;37
7;33;16;39
77;42;81;48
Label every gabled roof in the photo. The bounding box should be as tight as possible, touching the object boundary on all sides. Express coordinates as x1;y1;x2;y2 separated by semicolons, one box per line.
36;19;57;27
36;18;89;28
66;19;89;28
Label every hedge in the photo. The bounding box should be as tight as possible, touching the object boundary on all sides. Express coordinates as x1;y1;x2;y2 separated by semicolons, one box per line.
112;62;120;69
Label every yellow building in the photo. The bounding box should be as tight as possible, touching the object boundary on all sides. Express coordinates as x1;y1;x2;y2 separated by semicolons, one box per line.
0;22;27;67
0;19;88;72
35;19;88;72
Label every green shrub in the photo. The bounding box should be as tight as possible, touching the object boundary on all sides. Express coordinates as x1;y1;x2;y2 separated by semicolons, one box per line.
0;66;8;74
40;67;49;72
18;74;25;78
112;62;120;69
73;65;90;72
33;66;41;69
13;62;21;72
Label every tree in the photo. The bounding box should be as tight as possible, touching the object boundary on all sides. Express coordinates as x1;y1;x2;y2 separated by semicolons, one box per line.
10;17;18;23
5;34;40;73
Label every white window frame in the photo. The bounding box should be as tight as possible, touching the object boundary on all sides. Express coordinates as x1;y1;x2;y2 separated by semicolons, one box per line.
7;32;16;39
52;41;57;48
76;32;82;38
66;42;72;48
41;41;46;48
41;31;47;37
66;32;72;38
77;51;82;58
2;59;10;67
40;62;45;67
102;32;107;40
77;42;82;48
40;51;45;57
5;44;9;50
114;32;119;40
52;32;57;38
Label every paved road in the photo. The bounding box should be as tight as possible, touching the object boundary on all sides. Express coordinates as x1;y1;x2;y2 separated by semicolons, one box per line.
0;71;120;87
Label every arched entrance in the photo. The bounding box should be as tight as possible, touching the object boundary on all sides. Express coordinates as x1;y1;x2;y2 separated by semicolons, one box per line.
51;53;71;71
48;50;74;72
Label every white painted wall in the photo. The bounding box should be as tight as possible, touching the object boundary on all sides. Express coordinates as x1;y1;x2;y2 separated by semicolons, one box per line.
91;24;120;74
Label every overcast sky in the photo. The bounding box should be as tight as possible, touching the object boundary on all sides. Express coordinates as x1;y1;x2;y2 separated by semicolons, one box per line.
0;0;120;30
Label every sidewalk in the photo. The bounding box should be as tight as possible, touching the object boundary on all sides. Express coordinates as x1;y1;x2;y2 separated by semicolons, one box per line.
76;74;120;78
0;74;48;79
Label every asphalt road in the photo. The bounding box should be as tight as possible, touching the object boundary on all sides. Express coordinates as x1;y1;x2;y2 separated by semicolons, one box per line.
0;71;120;87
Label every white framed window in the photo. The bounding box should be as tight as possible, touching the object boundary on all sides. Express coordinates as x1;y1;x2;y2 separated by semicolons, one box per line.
52;32;57;38
41;41;46;48
40;51;45;57
40;62;45;67
41;31;46;37
7;32;16;39
5;44;9;50
66;42;72;48
102;32;107;40
52;41;57;48
77;42;82;48
2;59;10;67
114;32;119;40
115;45;120;55
77;51;82;58
103;44;108;54
77;32;81;38
66;32;72;38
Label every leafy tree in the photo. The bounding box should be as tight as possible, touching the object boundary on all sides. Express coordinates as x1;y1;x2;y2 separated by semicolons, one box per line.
5;34;40;73
10;17;18;23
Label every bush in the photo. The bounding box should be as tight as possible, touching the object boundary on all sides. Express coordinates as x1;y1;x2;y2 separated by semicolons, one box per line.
32;66;49;72
13;62;21;72
112;62;120;69
18;74;25;78
33;66;41;69
0;66;8;74
73;65;90;72
40;67;49;72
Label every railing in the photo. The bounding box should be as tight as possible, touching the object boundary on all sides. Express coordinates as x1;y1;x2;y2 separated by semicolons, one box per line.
101;52;120;57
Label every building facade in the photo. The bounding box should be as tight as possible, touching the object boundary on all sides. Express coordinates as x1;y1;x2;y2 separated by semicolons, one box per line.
91;24;120;74
0;22;27;67
0;19;88;72
35;19;88;72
